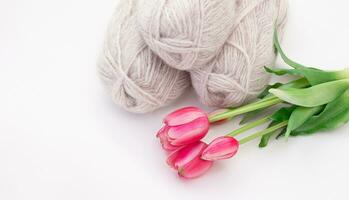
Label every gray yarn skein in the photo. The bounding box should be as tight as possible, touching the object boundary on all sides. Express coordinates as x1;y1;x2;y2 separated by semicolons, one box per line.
190;0;288;108
98;0;190;113
137;0;236;71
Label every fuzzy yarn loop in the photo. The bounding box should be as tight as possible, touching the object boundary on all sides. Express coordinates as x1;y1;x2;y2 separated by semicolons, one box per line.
98;0;190;113
98;0;288;113
137;0;236;70
190;0;288;108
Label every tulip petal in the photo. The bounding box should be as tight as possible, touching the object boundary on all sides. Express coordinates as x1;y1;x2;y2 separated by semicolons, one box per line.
162;139;179;151
167;142;206;169
156;126;167;138
156;126;178;151
201;136;239;161
178;157;213;179
164;107;207;126
168;117;209;146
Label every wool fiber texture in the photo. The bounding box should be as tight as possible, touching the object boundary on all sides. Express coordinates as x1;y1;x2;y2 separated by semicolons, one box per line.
137;0;236;70
98;0;288;113
98;0;190;113
190;0;288;107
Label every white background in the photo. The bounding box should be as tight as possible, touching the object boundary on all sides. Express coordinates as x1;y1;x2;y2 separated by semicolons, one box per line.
1;0;349;199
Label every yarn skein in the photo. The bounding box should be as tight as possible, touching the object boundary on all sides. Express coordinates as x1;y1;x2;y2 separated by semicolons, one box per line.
98;0;190;113
137;0;236;70
190;0;288;108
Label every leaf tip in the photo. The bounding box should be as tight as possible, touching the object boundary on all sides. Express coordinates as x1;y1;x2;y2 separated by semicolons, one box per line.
268;88;278;94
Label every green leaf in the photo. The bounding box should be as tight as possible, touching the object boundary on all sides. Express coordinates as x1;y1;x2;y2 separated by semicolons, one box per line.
264;66;300;76
279;78;309;89
259;121;279;148
293;68;343;86
259;123;287;148
265;66;333;86
258;105;295;148
274;28;349;85
258;82;283;99
240;78;309;125
269;106;296;122
240;108;266;125
276;129;287;140
269;79;349;107
274;29;306;69
284;106;323;139
292;90;349;135
268;66;349;86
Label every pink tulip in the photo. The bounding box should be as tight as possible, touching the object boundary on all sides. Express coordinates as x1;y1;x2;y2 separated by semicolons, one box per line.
156;107;209;151
167;142;213;178
157;126;178;151
201;136;239;161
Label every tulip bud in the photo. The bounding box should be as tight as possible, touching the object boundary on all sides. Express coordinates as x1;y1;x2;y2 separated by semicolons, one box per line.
167;142;213;178
156;107;210;151
201;136;239;161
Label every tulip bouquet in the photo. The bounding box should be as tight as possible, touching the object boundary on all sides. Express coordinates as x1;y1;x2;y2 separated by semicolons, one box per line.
156;30;349;179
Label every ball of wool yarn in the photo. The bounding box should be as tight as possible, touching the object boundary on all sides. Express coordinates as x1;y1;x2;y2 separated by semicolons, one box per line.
136;0;236;70
98;0;190;113
190;0;288;108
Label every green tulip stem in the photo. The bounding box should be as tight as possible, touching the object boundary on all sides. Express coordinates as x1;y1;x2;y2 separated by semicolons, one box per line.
227;116;271;137
238;121;288;145
209;97;283;123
